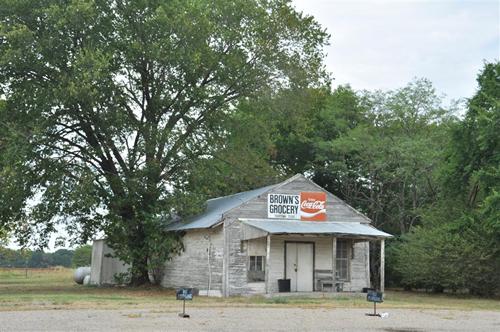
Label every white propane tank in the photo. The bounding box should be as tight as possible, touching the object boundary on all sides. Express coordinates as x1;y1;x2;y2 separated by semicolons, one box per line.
73;266;91;284
83;275;91;286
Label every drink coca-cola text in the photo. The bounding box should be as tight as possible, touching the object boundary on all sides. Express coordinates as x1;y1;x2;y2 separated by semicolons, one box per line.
300;199;325;210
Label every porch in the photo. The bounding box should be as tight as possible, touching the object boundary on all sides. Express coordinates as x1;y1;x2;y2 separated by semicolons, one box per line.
264;291;368;299
240;218;392;295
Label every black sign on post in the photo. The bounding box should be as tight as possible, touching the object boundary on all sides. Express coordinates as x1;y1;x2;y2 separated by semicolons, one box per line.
367;291;383;303
366;291;383;317
176;288;193;318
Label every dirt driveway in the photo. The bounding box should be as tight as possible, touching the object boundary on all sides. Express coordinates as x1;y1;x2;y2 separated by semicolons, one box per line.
1;307;499;331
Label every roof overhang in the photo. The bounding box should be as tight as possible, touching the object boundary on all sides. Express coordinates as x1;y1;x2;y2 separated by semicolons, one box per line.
240;218;393;241
167;221;223;232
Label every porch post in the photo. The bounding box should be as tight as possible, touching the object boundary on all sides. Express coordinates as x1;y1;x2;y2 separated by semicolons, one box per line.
265;234;271;294
380;239;385;293
332;236;337;292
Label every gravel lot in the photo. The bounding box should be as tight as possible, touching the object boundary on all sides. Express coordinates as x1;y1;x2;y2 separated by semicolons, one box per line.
1;307;499;331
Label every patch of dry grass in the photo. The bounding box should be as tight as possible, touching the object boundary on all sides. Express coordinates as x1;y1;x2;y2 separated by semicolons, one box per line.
0;268;499;311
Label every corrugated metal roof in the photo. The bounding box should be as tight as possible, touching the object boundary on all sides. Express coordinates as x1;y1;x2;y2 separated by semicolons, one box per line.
240;219;393;238
166;184;276;231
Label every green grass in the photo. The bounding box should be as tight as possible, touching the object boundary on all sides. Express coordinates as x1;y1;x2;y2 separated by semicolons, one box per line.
1;268;499;311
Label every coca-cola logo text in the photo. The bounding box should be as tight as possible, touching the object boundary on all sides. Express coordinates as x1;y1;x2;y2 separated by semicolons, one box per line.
300;199;325;210
299;192;327;221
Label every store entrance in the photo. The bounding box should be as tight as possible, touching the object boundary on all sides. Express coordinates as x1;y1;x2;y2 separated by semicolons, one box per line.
285;242;314;292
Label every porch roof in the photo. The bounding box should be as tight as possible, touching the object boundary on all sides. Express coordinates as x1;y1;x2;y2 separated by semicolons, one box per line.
240;218;392;240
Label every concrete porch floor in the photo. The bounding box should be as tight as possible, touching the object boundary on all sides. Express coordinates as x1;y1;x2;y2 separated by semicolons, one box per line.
265;291;367;298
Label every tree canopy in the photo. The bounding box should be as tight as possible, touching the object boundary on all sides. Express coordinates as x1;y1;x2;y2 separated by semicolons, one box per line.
0;0;329;284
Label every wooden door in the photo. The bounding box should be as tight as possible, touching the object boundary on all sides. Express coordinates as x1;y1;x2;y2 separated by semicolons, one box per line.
286;242;313;292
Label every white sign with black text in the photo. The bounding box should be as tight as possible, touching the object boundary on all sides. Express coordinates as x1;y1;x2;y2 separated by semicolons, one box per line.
267;194;300;219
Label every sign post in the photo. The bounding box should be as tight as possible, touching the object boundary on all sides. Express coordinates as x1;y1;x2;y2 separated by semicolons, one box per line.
365;291;383;317
176;288;193;318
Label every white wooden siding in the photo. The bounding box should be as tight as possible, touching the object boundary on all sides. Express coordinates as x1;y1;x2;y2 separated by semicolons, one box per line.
161;227;224;296
90;239;129;285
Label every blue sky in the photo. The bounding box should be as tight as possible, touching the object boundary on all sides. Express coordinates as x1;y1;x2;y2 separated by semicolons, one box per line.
293;0;500;104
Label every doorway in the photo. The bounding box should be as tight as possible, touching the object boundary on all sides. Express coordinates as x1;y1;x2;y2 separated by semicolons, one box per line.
285;242;314;292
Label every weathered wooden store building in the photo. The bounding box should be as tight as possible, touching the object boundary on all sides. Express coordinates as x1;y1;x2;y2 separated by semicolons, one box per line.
90;174;392;296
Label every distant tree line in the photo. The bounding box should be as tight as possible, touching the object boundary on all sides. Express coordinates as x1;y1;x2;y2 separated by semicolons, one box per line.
0;245;92;268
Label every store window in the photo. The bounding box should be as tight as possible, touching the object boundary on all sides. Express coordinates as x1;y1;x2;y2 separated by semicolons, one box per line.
248;256;265;282
336;240;350;281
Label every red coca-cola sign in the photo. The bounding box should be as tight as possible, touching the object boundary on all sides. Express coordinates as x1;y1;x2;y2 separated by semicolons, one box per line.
300;192;327;221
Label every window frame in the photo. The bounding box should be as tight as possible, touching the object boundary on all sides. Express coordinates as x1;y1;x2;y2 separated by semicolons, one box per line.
249;255;265;272
336;240;351;281
247;255;266;282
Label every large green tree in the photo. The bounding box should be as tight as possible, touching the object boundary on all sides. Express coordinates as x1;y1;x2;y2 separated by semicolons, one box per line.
391;62;500;295
315;80;456;288
0;0;328;284
319;79;455;235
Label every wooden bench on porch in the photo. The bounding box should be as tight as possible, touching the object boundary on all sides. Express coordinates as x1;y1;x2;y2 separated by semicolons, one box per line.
314;269;343;292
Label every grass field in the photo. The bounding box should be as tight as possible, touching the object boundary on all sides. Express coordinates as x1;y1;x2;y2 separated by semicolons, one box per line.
1;268;499;311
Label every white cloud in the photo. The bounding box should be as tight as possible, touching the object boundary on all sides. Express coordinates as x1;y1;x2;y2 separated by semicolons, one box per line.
293;0;500;102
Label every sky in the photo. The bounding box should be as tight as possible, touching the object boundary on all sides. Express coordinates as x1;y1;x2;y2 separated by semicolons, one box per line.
293;0;500;104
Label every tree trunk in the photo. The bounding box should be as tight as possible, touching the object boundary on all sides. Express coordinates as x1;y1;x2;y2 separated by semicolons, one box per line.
117;205;152;286
130;251;150;286
129;230;150;286
129;223;150;286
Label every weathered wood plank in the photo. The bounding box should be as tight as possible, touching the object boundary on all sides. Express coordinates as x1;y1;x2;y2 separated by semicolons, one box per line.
161;227;223;295
332;236;337;290
380;239;385;293
265;235;271;294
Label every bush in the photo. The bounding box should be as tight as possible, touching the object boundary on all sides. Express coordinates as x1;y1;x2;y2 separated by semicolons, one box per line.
389;211;500;295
